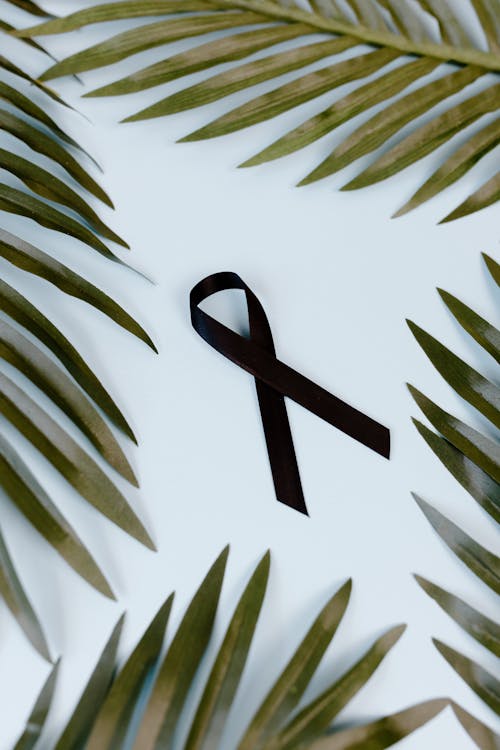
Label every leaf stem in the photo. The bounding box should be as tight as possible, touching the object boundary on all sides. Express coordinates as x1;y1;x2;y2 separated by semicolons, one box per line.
209;0;500;71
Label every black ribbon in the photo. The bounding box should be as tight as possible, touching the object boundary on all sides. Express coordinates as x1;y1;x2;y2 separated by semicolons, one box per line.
190;272;390;515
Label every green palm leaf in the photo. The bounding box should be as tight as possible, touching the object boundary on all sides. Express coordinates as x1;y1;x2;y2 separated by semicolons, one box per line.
54;615;125;749
13;662;59;750
132;546;230;749
411;254;500;716
0;371;155;551
86;596;174;750
15;550;450;750
415;575;499;656
434;640;500;715
22;550;499;748
0;433;114;599
239;578;352;750
0;0;157;658
185;551;270;750
17;0;500;220
307;698;449;749
451;702;500;750
265;624;406;750
0;524;50;661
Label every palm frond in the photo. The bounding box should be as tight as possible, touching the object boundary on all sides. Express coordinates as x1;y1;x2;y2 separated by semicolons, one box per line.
409;253;500;715
0;0;156;656
15;548;499;750
13;549;500;748
17;0;500;221
13;549;448;750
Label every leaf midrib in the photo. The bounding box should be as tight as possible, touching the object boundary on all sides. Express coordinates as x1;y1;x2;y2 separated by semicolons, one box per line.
207;0;500;71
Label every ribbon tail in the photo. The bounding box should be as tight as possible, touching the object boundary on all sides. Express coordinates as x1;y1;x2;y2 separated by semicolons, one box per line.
255;379;308;515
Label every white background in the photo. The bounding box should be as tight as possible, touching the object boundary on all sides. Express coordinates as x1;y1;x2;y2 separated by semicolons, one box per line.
0;2;499;747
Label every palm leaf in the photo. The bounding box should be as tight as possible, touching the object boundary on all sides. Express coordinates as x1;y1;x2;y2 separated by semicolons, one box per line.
185;550;270;750
0;317;137;483
411;254;500;716
451;702;500;750
18;0;500;221
0;371;155;551
13;662;59;750
0;0;157;657
239;578;352;750
415;575;499;656
0;238;156;353
0;524;50;661
0;433;115;599
16;550;445;750
132;545;230;749
307;698;449;749
54;615;125;749
264;624;406;750
434;640;500;715
85;596;174;750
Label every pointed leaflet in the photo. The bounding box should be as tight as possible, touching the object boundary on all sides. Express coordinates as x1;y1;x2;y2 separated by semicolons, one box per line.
415;575;499;656
378;0;430;42
434;640;500;715
87;24;317;98
410;386;500;485
0;432;114;599
0;80;82;152
407;320;500;430
125;37;359;122
16;0;500;69
0;149;127;247
416;0;473;46
0;237;156;355
451;702;500;750
5;0;48;16
133;547;229;750
0;54;71;109
343;85;500;190
395;119;500;217
483;253;500;288
178;48;398;138
300;65;483;184
185;551;271;750
0;318;137;484
267;625;406;750
242;57;439;167
470;0;500;53
13;662;60;750
17;1;216;35
413;495;500;594
238;579;352;750
307;698;449;749
0;185;121;261
411;414;500;524
39;13;270;80
54;615;124;750
0;372;155;550
438;288;500;365
443;172;500;222
86;596;174;750
346;0;387;31
0;110;112;206
0;524;50;661
0;278;141;440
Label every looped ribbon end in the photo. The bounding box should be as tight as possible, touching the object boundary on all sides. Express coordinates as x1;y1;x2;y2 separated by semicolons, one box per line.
191;272;390;516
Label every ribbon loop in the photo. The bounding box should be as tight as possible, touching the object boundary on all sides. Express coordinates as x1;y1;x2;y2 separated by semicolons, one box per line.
190;272;390;515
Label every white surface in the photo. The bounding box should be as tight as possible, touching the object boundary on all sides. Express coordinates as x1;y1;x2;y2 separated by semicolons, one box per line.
0;4;499;747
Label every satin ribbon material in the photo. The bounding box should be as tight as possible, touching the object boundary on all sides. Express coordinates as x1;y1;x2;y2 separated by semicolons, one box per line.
191;272;390;515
